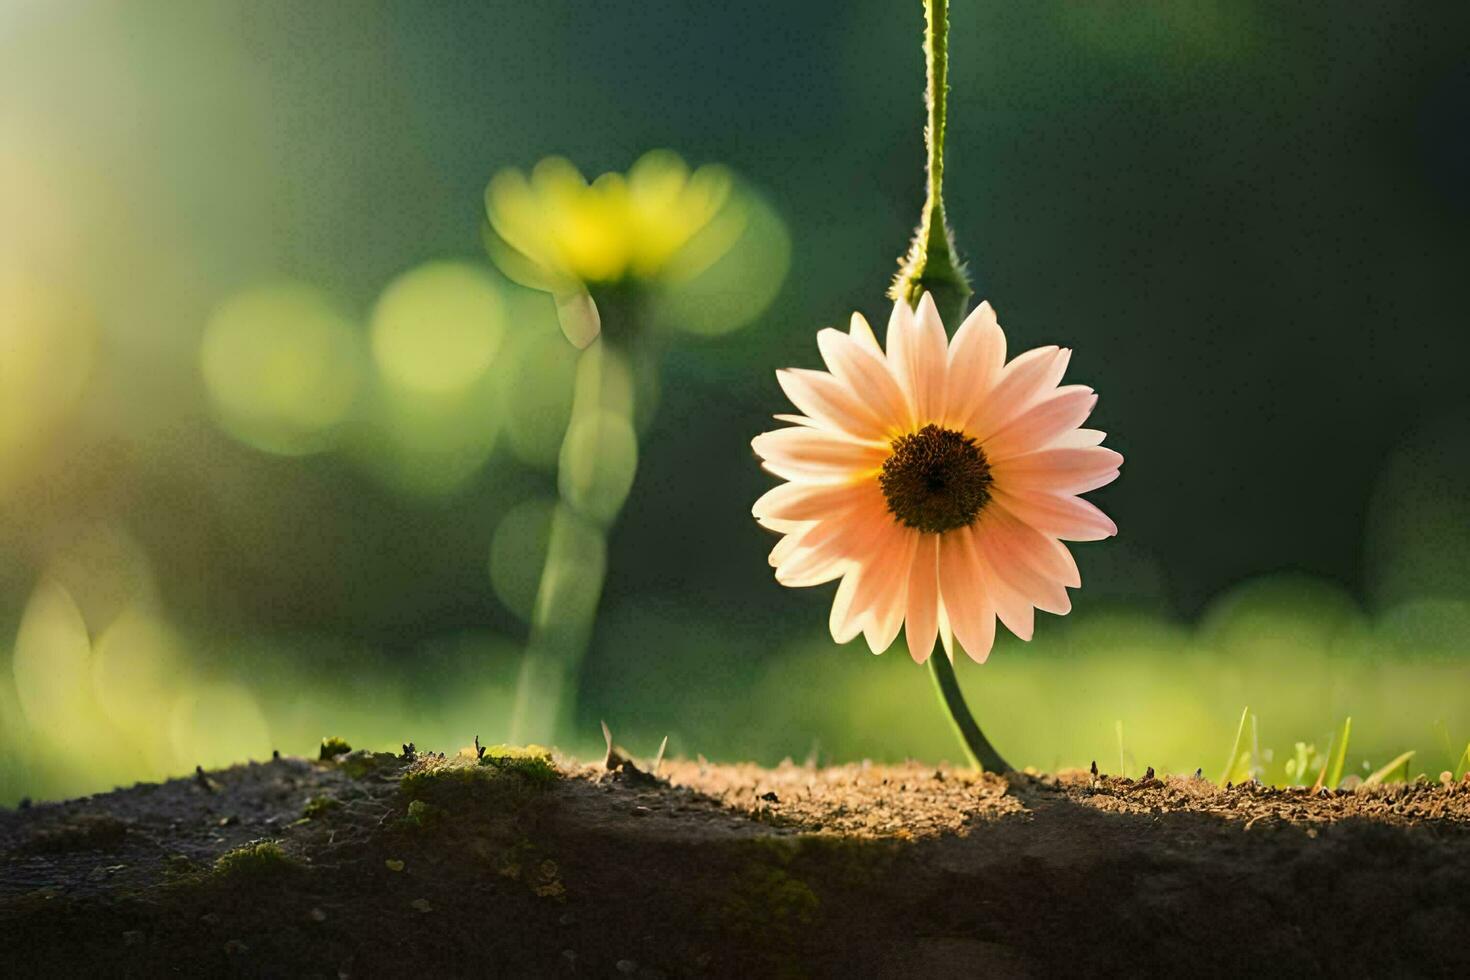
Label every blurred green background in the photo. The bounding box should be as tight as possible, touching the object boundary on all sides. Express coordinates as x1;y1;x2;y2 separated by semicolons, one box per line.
3;1;1469;803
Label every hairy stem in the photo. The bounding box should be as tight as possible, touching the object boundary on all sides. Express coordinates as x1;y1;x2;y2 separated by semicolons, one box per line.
890;0;972;326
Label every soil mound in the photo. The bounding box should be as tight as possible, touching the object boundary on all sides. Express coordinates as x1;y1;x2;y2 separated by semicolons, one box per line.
4;751;1469;977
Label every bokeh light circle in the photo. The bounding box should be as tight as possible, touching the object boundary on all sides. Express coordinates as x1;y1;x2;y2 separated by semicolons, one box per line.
200;281;361;456
370;261;506;395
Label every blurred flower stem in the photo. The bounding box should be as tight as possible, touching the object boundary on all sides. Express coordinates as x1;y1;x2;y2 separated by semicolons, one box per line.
898;0;1010;773
509;293;642;745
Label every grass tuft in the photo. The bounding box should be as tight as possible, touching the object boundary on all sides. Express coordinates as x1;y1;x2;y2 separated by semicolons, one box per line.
213;840;297;879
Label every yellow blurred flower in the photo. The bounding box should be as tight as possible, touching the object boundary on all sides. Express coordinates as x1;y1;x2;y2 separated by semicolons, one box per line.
484;150;738;292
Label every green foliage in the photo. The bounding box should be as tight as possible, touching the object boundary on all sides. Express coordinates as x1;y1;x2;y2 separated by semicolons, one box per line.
319;736;352;760
213;840;296;879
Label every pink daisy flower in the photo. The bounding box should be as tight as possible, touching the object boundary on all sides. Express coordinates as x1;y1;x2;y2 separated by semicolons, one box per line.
752;293;1122;664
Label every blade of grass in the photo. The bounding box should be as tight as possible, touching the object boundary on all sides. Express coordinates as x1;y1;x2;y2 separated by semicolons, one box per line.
1456;742;1470;781
1433;719;1454;770
1311;731;1336;792
1325;716;1352;790
1115;719;1126;778
1218;707;1249;785
1364;750;1414;786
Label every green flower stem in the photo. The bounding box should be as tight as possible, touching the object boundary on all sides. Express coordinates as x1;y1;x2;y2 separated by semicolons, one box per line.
892;0;973;327
510;292;642;746
929;652;1012;773
900;0;1008;773
509;340;614;745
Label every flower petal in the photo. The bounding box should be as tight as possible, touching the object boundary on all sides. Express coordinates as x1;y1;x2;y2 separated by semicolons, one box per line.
944;301;1006;430
829;570;863;643
992;447;1124;496
975;516;1071;616
904;534;941;663
992;487;1118;541
816;328;909;434
989;501;1082;588
971;531;1035;640
848;311;883;356
880;300;921;430
862;529;918;654
752;480;871;523
768;527;809;567
847;521;912;652
752;427;887;482
776;368;890;442
968;346;1071;441
983;385;1097;463
889;293;949;425
774;494;890;586
938;528;997;663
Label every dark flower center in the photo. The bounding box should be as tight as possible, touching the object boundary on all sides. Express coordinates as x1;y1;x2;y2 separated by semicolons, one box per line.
879;424;992;534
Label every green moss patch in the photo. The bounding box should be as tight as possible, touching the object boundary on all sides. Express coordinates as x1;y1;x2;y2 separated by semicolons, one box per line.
212;840;298;880
399;746;558;804
477;744;559;786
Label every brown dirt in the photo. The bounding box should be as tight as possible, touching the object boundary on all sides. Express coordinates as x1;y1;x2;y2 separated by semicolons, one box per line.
4;750;1469;978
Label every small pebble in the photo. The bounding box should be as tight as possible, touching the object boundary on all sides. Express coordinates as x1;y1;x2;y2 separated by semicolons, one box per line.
310;908;327;922
410;898;432;913
385;859;405;872
631;805;651;817
616;960;638;975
